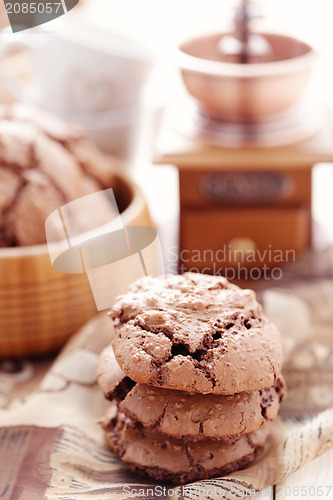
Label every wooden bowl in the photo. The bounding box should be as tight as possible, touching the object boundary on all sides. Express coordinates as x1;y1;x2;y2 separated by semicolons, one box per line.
178;33;316;122
0;169;153;358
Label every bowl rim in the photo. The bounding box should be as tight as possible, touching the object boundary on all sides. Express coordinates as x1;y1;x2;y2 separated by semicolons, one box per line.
0;167;146;259
177;31;317;78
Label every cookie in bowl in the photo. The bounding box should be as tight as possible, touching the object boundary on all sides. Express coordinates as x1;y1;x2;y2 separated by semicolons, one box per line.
0;104;118;246
0;105;153;357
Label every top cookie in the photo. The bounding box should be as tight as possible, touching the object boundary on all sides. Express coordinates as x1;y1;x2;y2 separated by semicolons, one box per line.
111;273;283;395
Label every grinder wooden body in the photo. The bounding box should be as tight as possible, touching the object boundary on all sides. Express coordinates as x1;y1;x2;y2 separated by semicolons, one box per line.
155;112;333;274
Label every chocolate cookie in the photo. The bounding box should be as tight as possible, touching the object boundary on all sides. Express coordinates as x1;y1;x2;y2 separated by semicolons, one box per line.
98;345;286;440
97;345;134;401
0;104;118;247
111;273;283;395
103;407;270;484
120;378;285;441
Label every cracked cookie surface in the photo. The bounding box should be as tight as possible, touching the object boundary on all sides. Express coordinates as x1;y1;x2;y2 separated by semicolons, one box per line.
120;378;285;441
103;407;270;484
98;345;286;440
111;273;283;395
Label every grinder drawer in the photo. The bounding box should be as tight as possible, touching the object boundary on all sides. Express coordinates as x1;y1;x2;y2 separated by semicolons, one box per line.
180;206;310;270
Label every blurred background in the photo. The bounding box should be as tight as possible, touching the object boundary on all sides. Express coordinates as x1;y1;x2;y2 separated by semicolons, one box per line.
1;0;333;248
79;0;333;243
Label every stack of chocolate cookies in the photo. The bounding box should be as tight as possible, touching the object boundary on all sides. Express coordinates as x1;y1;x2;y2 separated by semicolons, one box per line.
98;273;286;484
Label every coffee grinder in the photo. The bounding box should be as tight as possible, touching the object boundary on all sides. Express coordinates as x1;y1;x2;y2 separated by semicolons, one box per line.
154;0;333;279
